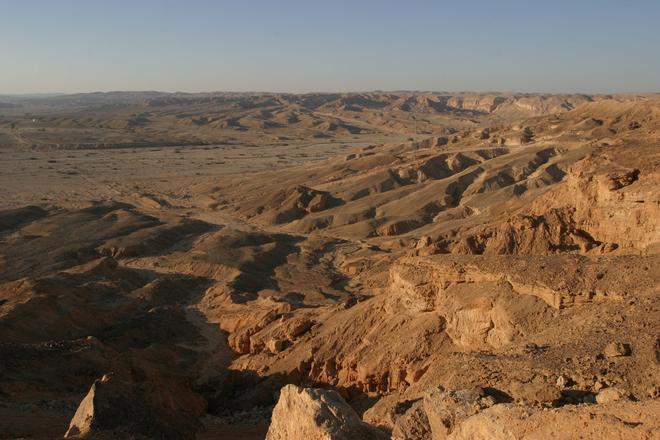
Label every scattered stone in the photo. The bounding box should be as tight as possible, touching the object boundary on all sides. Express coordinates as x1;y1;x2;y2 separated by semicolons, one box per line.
556;374;571;389
266;338;285;354
606;169;640;190
416;236;432;249
523;342;540;353
603;342;631;358
596;388;627;404
509;381;561;404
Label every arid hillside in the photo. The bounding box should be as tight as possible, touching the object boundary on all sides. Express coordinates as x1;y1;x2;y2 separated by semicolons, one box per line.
1;92;652;150
0;95;658;439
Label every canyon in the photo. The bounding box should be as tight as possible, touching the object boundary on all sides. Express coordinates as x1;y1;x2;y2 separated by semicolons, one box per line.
0;92;658;439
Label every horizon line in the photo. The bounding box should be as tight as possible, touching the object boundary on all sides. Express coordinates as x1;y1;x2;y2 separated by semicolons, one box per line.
2;89;659;98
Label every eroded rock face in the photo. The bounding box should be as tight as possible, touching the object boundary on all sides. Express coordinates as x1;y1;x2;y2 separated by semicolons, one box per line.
433;148;659;258
389;254;658;311
389;264;439;312
387;257;560;350
376;219;422;237
559;163;657;253
438;283;550;350
266;385;387;440
257;185;341;224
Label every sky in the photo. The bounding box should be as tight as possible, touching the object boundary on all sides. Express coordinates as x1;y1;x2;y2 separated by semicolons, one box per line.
1;0;659;94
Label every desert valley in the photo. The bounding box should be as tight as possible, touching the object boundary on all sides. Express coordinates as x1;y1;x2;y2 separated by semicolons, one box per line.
0;91;659;439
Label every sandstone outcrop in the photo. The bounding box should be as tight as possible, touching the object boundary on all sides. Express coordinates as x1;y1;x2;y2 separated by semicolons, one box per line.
389;254;658;311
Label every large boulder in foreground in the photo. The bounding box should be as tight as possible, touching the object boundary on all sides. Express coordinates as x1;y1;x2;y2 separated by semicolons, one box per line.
64;374;204;439
266;384;387;440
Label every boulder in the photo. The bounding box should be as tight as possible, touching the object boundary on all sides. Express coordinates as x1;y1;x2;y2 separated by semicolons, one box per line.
423;387;496;439
556;374;571;388
64;374;203;439
391;401;431;440
266;338;285;354
508;381;561;404
285;317;315;339
603;342;632;358
266;385;387;440
596;387;627;404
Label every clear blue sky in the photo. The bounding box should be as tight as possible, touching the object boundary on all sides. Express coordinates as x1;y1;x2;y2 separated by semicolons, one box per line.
1;0;659;94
